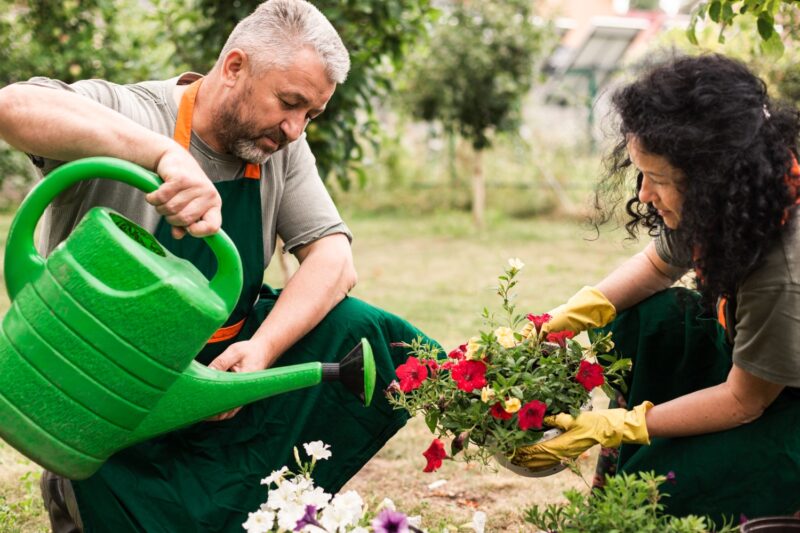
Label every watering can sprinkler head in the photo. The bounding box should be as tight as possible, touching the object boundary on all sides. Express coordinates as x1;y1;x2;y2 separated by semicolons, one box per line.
0;157;377;480
322;338;376;406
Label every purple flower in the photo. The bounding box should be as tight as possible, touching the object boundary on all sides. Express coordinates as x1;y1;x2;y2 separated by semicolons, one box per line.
294;505;322;531
666;471;677;485
372;508;410;533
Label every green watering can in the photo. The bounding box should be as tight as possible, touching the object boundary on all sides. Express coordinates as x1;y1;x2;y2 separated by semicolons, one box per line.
0;157;375;480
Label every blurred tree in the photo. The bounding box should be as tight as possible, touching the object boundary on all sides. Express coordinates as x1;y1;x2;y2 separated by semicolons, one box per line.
399;0;552;228
161;0;435;190
688;0;800;56
654;10;800;107
0;0;173;194
0;0;434;194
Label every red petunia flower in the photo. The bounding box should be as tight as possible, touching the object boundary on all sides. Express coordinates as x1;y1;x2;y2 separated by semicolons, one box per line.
425;359;440;372
422;438;447;472
575;360;605;391
546;330;575;349
440;361;454;370
490;402;513;420
450;360;487;392
447;345;466;360
526;313;552;335
396;357;428;392
518;400;547;430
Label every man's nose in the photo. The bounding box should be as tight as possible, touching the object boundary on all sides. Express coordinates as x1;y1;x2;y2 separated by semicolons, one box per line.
281;113;307;142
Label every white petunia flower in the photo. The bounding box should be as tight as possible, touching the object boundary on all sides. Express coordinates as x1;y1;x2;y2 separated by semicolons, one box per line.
242;509;275;533
276;502;305;531
300;486;332;510
319;490;363;531
508;257;525;270
260;466;288;487
303;441;332;461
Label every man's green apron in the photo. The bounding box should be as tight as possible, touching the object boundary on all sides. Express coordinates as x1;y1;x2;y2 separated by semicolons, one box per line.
70;78;434;532
599;288;800;524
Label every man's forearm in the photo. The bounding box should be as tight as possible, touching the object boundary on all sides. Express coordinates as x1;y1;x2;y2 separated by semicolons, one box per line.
251;234;357;367
0;84;175;169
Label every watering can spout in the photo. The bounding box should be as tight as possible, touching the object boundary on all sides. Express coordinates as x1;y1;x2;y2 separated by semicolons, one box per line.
131;339;376;442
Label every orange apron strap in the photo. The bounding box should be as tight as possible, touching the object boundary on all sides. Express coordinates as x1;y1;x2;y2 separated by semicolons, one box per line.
174;79;202;149
208;318;246;344
244;163;261;179
716;296;728;331
175;78;261;180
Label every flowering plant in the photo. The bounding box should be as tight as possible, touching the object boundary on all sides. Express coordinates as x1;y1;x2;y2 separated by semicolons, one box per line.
388;260;631;472
243;440;487;533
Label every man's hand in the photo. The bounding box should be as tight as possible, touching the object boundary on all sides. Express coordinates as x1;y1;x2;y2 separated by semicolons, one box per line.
511;402;653;469
205;339;274;421
147;144;222;239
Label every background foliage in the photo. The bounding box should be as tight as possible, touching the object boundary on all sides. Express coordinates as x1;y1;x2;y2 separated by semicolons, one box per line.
688;0;800;56
400;0;551;151
0;0;435;191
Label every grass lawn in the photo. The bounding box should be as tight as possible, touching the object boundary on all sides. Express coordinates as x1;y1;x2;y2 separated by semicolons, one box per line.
0;206;644;531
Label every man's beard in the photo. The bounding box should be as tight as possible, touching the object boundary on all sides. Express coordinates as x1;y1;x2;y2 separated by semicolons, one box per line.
213;94;288;165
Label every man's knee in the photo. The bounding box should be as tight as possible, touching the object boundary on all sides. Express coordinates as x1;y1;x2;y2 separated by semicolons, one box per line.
40;470;83;533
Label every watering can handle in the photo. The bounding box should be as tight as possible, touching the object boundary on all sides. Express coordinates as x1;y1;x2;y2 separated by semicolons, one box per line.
3;157;243;314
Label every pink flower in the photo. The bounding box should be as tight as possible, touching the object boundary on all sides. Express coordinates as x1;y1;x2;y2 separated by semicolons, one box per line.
546;330;575;349
422;439;447;472
450;360;487;392
526;313;552;334
490;402;513;420
396;357;428;392
518;400;547;430
575;360;604;391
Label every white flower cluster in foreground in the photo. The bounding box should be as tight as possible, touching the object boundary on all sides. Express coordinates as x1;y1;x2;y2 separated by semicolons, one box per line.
243;441;487;533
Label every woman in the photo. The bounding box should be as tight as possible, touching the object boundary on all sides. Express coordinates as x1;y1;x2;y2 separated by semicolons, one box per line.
515;54;800;522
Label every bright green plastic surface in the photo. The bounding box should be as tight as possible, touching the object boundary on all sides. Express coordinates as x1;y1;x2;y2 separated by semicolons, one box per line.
0;158;372;480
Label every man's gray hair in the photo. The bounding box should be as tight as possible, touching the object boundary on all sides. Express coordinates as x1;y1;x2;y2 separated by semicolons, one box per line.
218;0;350;83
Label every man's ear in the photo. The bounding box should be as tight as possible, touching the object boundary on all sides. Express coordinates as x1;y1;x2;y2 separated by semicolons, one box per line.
220;48;249;87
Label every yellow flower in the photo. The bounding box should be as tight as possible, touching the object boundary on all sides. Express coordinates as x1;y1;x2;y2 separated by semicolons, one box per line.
464;336;482;360
480;386;496;403
504;398;521;414
493;326;517;348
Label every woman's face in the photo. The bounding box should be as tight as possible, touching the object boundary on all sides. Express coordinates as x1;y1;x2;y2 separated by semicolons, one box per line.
627;137;686;229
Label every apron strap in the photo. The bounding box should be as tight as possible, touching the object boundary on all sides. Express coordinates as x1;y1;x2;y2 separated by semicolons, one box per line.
174;78;261;180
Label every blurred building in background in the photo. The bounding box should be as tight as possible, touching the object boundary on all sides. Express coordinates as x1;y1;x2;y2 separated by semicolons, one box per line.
526;0;698;148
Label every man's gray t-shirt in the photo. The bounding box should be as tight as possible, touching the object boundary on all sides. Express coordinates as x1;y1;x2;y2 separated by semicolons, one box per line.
654;211;800;387
22;74;351;267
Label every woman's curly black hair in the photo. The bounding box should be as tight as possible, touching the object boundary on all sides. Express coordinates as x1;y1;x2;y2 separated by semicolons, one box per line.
596;53;800;309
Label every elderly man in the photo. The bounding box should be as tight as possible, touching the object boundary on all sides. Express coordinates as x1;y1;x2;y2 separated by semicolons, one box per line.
0;1;431;530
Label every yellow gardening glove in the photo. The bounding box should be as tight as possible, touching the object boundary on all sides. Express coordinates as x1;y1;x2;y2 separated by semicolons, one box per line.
521;286;617;338
511;401;653;470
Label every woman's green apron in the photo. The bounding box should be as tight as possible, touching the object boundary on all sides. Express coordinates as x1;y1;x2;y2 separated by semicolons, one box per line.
71;79;433;532
597;288;800;524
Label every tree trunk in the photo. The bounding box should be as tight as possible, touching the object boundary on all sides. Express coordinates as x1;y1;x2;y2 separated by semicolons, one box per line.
471;148;485;229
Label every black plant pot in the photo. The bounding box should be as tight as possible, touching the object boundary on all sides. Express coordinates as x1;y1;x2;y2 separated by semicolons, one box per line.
740;516;800;532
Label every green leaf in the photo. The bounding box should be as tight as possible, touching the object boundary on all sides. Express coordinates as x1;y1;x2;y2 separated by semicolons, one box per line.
425;410;440;434
708;0;722;22
757;12;775;40
760;29;785;57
